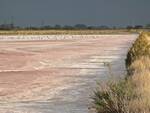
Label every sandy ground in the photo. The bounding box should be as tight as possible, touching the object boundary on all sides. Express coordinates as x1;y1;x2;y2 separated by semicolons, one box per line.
0;35;137;113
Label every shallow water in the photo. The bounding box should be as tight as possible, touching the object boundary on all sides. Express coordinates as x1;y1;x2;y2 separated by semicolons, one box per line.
0;34;137;113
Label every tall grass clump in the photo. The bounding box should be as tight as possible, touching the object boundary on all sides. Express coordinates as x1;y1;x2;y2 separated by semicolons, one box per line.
92;32;150;113
129;57;150;113
125;32;150;73
92;79;135;113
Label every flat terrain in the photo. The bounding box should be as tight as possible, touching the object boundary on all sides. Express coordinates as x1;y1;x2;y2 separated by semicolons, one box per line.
0;35;137;113
0;29;138;35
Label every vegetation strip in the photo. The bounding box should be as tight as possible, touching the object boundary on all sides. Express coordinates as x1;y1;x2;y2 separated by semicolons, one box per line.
92;32;150;113
0;29;140;35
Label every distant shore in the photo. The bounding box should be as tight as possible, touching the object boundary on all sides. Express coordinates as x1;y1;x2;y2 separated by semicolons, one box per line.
0;29;144;35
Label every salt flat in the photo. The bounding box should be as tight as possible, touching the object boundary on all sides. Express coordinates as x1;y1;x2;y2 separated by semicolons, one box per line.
0;34;137;113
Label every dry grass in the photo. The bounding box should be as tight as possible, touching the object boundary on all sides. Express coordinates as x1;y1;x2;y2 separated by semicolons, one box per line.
92;80;135;113
93;57;150;113
0;28;148;35
92;32;150;113
0;29;137;35
126;32;150;70
129;57;150;113
126;33;150;113
129;56;150;74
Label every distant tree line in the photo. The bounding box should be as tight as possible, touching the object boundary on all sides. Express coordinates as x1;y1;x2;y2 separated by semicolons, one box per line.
0;23;150;30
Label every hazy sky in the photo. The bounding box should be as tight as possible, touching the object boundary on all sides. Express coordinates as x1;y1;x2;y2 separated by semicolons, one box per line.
0;0;150;27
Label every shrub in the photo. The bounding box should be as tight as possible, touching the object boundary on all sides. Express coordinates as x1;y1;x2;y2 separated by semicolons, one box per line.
127;57;150;113
92;32;150;113
92;80;135;113
129;56;150;74
125;32;150;74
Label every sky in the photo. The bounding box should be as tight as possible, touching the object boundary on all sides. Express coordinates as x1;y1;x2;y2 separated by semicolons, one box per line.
0;0;150;27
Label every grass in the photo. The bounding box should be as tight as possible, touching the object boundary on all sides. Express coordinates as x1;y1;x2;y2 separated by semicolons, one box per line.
129;57;150;113
92;79;135;113
129;56;150;74
0;29;140;35
92;32;150;113
126;32;150;72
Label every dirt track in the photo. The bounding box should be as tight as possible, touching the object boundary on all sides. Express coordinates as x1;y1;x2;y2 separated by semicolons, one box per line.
0;35;137;113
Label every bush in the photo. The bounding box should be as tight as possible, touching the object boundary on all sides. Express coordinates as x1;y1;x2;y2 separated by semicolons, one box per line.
129;56;150;74
92;80;135;113
125;32;150;74
130;59;150;113
92;32;150;113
